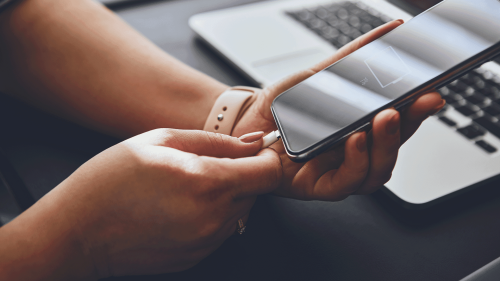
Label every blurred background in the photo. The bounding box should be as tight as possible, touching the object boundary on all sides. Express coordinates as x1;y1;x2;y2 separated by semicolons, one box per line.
99;0;442;15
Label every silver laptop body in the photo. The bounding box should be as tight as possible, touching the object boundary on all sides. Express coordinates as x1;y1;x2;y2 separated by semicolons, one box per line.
190;0;500;207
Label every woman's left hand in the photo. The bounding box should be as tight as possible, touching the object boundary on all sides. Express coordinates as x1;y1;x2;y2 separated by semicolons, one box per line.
232;20;445;201
0;129;282;280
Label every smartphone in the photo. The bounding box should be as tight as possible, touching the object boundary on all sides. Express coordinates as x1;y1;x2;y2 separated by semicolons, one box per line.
271;0;500;163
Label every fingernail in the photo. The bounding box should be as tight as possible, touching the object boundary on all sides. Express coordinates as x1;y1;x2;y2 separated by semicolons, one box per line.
356;133;367;153
427;99;446;116
386;112;400;135
396;19;404;24
239;131;264;143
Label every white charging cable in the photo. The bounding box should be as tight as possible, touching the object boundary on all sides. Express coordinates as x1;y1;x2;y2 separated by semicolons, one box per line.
262;130;281;149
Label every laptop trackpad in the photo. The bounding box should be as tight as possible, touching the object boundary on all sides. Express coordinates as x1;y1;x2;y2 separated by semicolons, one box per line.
253;49;328;84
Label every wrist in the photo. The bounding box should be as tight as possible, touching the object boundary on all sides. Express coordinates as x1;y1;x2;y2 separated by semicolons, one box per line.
0;186;98;281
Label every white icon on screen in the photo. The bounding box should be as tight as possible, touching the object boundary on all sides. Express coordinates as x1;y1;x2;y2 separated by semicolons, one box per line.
360;77;369;86
364;46;411;88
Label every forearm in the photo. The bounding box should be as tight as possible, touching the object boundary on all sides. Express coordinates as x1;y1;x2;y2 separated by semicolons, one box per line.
0;0;227;138
0;186;96;281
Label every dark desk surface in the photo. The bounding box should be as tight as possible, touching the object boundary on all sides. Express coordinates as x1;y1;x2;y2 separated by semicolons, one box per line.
1;0;500;280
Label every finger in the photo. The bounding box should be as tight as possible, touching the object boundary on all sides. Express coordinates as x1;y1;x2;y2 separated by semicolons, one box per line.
132;129;266;159
294;132;369;201
266;20;405;100
356;109;401;194
288;146;345;199
400;92;445;144
266;141;306;197
204;148;283;198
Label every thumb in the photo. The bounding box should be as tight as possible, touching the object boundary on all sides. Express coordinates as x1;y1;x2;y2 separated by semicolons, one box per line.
159;129;265;158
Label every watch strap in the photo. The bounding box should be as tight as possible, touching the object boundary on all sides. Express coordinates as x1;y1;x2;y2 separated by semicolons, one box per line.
203;86;258;135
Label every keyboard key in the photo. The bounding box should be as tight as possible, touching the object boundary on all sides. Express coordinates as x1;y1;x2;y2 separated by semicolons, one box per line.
439;86;450;95
348;6;365;17
321;26;340;40
481;86;500;97
474;115;500;139
369;18;384;27
315;7;330;20
308;18;327;30
336;35;352;46
339;22;353;35
295;10;314;21
482;70;495;80
471;75;484;84
457;124;486;139
483;104;500;116
454;102;480;116
489;91;500;103
475;79;487;91
476;140;497;153
348;15;361;27
438;116;457;127
442;93;463;104
350;29;362;39
360;23;373;33
337;8;349;20
464;93;487;105
448;80;469;92
464;86;476;95
327;16;342;28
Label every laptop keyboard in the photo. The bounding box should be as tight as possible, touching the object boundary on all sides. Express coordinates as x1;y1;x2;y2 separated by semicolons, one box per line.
287;1;391;48
438;69;500;153
287;1;500;154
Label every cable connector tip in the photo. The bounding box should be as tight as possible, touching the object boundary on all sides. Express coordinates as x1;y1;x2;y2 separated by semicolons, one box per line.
262;130;281;149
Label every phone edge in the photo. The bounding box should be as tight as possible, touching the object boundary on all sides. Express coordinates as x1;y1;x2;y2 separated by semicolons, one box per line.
272;43;500;163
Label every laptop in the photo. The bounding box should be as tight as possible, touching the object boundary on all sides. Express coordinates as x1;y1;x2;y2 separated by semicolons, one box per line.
190;0;500;208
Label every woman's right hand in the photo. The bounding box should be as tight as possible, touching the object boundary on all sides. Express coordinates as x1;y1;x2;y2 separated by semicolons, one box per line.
0;129;281;280
232;20;445;201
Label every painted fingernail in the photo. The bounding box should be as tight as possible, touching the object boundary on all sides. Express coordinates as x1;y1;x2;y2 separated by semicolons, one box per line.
427;99;446;116
239;131;264;143
386;112;400;135
356;133;367;153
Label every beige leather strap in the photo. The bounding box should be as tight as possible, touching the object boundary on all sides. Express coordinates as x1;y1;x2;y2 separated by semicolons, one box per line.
203;86;259;135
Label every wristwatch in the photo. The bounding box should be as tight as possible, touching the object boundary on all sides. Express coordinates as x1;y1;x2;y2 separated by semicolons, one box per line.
0;0;16;13
203;86;259;136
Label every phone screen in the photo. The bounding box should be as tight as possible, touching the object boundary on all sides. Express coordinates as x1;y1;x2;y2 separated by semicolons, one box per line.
273;0;500;153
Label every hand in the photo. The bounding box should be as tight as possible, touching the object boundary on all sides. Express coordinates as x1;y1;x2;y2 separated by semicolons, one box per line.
0;129;280;280
232;20;446;201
